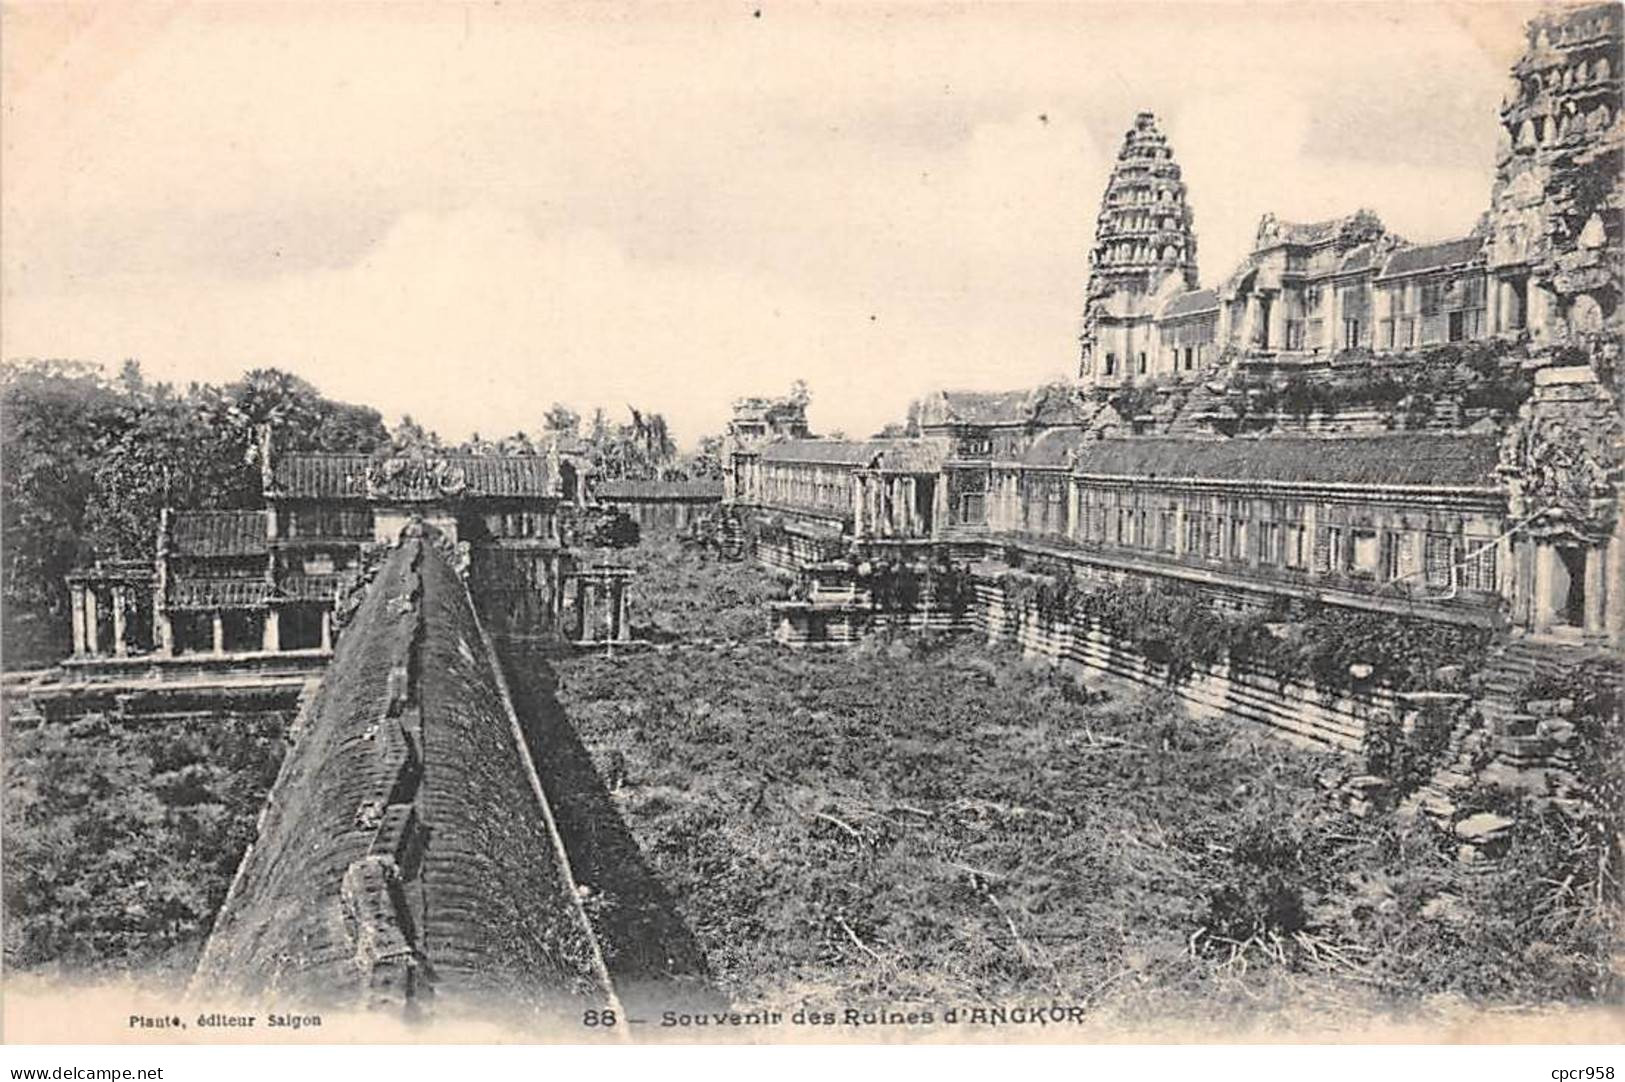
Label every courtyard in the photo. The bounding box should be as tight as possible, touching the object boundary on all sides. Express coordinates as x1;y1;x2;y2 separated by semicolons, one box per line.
514;541;1617;1030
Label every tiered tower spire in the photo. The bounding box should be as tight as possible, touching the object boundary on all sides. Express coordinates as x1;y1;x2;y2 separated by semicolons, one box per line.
1079;112;1200;383
1089;111;1199;297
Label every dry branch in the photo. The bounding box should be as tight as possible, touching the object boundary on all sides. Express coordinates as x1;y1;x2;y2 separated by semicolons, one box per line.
834;914;884;966
810;811;865;845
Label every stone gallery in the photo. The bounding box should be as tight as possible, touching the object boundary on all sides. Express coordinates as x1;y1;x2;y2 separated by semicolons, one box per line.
725;2;1624;653
10;1;1621;1035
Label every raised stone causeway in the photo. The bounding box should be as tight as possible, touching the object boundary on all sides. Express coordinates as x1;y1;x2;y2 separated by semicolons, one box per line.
193;525;615;1022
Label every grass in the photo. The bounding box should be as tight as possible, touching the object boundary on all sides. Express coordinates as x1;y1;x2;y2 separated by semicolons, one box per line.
574;537;791;644
546;542;1620;1027
2;707;288;984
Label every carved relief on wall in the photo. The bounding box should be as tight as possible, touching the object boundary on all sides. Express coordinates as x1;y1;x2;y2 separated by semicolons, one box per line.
364;457;470;500
1501;404;1623;540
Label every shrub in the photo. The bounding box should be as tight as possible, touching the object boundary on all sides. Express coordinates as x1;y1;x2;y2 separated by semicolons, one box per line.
1199;820;1311;950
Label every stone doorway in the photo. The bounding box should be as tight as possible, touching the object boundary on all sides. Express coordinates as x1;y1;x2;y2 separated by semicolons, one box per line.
280;604;327;650
1553;544;1587;628
915;477;935;535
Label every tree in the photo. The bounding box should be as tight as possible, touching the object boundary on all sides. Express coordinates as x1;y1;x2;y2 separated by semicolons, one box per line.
389;414;442;456
85;371;251;561
542;403;581;439
0;359;394;667
580;405;679;481
685;434;726;480
212;368;388;456
1;361;121;645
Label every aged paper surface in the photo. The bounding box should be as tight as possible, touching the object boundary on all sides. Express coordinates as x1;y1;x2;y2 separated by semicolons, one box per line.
2;0;1621;1049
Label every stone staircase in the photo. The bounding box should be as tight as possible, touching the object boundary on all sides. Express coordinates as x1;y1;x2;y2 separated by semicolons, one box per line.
715;508;746;560
1400;634;1614;826
1478;635;1608;730
1398;705;1494;826
1161;381;1233;437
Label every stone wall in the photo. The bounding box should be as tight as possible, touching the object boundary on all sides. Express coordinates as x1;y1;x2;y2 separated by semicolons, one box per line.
755;539;1383;749
967;576;1384;750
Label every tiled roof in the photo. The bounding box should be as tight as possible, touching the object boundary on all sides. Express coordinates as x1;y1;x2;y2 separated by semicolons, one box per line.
1070;435;1503;488
918;386;1093;428
167;577;271;610
1276;217;1342;245
760;438;950;473
594;479;724;501
269;453;559;502
1338;243;1378;275
1022;429;1093;468
932;389;1036;425
1379;236;1484;278
1160;288;1220;319
275;573;347;602
170;510;268;558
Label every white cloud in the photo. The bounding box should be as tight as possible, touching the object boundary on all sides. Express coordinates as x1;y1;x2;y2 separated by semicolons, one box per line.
2;2;1544;446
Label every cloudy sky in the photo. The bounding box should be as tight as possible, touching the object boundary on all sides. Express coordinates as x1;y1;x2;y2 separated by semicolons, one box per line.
3;1;1538;446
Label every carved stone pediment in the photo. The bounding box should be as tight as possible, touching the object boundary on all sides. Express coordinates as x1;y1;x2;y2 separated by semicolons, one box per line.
1501;403;1623;540
364;457;470;501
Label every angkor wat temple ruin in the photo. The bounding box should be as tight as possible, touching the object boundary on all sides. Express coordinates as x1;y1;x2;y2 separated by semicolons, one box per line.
729;2;1623;658
718;6;1623;860
1080;5;1621;383
8;1;1620;1029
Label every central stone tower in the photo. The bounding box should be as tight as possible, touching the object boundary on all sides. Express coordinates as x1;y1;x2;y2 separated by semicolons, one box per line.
1078;111;1200;386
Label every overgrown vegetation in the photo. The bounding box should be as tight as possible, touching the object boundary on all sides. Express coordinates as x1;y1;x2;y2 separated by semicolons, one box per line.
1510;658;1625;915
542;545;1618;1024
1361;706;1458;801
998;569;1492;692
575;539;791;643
1;708;288;981
1231;339;1538;428
858;557;973;618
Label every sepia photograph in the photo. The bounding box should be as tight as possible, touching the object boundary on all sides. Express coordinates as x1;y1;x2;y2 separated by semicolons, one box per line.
1;0;1621;1062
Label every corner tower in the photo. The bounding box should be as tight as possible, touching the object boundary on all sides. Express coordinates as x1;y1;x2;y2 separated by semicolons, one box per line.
1079;111;1200;386
1485;2;1622;343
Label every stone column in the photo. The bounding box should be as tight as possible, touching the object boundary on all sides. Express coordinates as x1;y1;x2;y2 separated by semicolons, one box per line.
1327;286;1343;352
212;612;226;656
262;608;281;653
1301;504;1320;577
320;609;334;651
1529;283;1554;342
156;610;175;657
1584;544;1606;638
1606;531;1625;648
111;585;128;657
574;577;589;641
84;588;101;656
1531;543;1555;632
616;580;631;643
1510;537;1534;629
70;584;88;657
